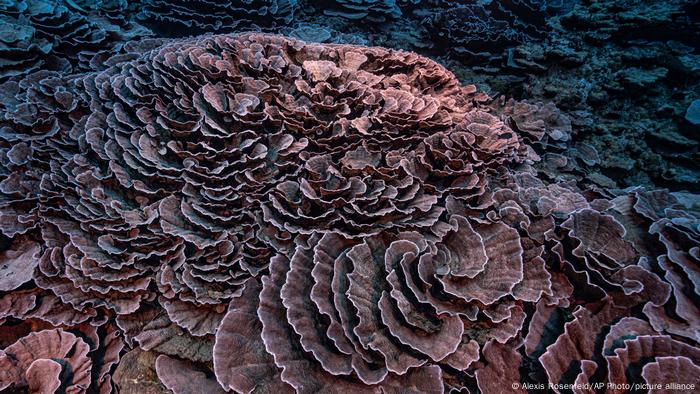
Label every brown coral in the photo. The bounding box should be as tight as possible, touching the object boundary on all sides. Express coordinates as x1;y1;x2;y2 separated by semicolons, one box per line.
1;33;699;393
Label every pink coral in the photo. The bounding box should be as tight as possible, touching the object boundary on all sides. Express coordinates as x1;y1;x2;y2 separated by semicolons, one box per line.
0;33;698;393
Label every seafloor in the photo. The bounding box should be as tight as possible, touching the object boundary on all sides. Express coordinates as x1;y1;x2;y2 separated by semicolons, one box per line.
0;1;699;393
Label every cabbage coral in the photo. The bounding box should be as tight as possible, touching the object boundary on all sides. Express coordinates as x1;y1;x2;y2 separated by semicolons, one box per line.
0;33;698;393
0;0;148;80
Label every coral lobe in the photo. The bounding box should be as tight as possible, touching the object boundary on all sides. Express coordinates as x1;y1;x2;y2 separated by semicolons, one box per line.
0;20;698;394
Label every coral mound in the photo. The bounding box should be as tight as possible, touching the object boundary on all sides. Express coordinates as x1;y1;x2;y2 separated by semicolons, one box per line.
0;33;699;393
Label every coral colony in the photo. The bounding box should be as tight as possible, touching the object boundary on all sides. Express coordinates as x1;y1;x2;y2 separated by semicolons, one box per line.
0;1;698;393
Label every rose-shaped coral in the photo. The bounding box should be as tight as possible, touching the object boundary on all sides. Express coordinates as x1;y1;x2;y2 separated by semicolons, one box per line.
1;33;699;394
214;213;537;392
0;329;91;392
0;32;478;369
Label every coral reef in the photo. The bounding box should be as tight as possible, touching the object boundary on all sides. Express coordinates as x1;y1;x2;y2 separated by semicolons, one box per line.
136;0;297;36
0;0;699;392
26;0;693;191
0;0;658;191
308;0;401;22
1;32;699;393
495;0;700;190
0;0;149;81
423;0;551;64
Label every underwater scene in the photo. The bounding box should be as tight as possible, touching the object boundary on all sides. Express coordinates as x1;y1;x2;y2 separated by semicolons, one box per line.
0;0;699;393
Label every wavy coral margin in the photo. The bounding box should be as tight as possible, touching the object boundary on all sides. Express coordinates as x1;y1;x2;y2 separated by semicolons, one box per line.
0;32;698;393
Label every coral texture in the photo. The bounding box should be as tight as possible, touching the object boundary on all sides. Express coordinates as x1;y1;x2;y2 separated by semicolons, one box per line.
0;0;149;81
310;0;401;22
423;0;550;62
136;0;298;36
516;0;700;190
0;32;699;393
